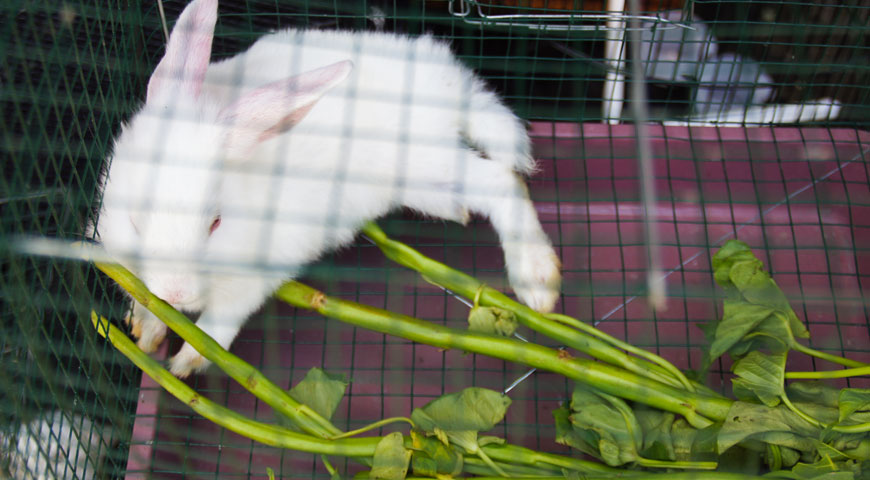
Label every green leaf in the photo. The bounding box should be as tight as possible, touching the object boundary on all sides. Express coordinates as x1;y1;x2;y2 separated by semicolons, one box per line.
730;312;795;356
287;368;348;421
709;300;776;361
689;422;722;463
409;430;463;478
708;242;811;363
553;405;600;459
839;389;870;424
635;409;677;461
718;401;820;455
787;382;841;409
712;240;759;289
370;432;412;480
410;387;511;455
729;260;792;313
731;351;787;407
789;456;857;480
410;387;511;434
468;306;519;337
568;384;640;466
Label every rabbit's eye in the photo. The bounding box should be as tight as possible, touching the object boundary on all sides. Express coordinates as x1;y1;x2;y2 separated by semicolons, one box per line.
209;215;222;235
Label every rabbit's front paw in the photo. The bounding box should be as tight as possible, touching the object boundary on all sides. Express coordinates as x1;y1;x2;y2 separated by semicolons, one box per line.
169;343;209;378
511;246;561;313
126;303;167;353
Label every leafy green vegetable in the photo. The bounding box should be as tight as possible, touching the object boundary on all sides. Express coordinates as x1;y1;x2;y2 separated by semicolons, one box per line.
787;383;842;410
554;405;601;460
709;301;778;360
410;387;511;435
707;240;810;365
468;305;519;337
409;430;463;477
732;352;787;407
839;390;870;424
635;409;678;461
287;367;348;421
370;432;412;480
719;401;820;457
567;384;642;466
410;387;511;475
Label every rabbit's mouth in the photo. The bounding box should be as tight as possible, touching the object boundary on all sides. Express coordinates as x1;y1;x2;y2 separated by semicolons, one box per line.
168;298;205;312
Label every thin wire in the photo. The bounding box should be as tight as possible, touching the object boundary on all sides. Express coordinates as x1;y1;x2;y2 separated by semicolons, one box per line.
596;146;869;325
156;0;170;44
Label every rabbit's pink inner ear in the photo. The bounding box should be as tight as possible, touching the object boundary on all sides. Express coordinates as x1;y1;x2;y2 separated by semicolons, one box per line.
147;0;218;102
219;60;354;155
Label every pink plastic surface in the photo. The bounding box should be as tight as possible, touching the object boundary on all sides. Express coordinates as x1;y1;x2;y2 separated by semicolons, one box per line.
126;123;870;478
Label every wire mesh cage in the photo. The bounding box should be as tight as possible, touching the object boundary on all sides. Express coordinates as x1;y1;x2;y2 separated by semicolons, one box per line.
1;0;868;478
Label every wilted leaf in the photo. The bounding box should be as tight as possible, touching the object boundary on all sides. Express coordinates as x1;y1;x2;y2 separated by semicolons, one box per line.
468;306;518;337
370;432;412;480
730;312;795;356
838;389;870;424
709;300;776;361
787;382;841;409
789;456;857;480
718;402;819;454
568;385;640;466
409;430;463;478
553;405;599;459
635;409;676;461
731;351;786;407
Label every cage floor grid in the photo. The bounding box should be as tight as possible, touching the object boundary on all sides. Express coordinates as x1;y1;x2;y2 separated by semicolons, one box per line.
125;123;870;479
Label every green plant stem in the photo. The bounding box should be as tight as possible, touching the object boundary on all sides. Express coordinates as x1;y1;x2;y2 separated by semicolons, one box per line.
479;444;620;475
94;261;341;439
362;222;714;398
466;475;767;480
276;281;733;428
780;394;870;434
90;313;378;457
461;457;563;477
331;417;415;440
598;391;717;471
320;456;337;477
785;364;870;379
636;458;718;470
791;342;868;369
546;312;696;393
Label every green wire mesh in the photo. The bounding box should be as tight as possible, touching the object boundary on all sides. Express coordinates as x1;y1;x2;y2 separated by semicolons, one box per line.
1;0;868;478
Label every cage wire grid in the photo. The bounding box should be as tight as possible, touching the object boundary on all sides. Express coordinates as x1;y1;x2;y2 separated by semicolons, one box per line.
1;0;869;478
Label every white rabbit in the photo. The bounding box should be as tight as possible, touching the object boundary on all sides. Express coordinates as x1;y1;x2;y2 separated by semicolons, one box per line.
92;0;561;377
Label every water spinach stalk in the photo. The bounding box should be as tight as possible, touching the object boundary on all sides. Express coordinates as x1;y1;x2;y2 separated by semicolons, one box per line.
275;281;732;427
361;222;704;396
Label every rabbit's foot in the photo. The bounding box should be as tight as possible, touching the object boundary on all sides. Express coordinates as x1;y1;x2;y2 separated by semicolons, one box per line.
126;303;167;353
169;343;209;378
511;245;561;313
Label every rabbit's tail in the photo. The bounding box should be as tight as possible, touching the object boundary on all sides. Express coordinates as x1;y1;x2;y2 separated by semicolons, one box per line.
462;81;536;175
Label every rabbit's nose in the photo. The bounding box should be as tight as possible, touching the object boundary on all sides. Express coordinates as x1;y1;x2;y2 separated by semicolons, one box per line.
161;290;188;305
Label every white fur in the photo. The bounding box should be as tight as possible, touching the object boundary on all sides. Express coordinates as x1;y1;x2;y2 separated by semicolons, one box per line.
1;411;112;480
93;0;561;377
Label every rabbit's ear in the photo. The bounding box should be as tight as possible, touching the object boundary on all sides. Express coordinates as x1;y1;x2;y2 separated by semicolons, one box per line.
219;60;353;156
147;0;218;103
